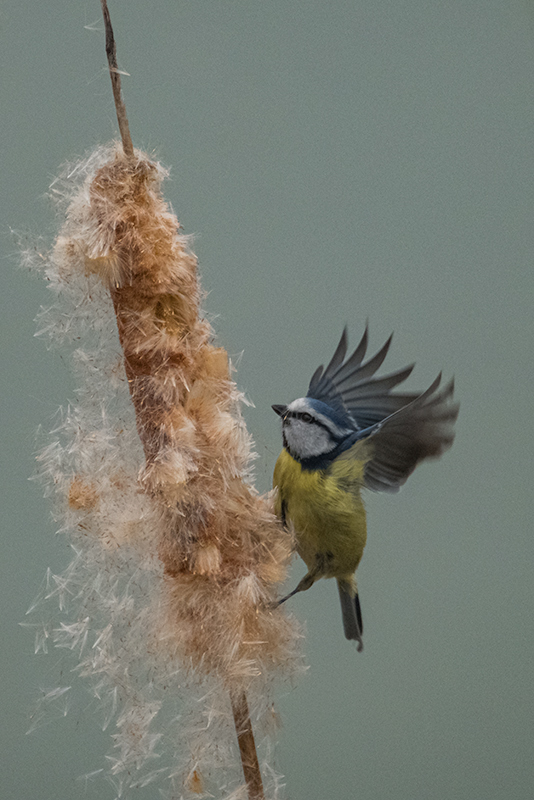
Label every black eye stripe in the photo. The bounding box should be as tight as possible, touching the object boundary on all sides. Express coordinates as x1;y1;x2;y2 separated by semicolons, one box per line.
286;411;342;437
287;411;313;422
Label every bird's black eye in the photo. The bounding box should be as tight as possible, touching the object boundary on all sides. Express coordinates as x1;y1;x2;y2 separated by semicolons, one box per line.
300;412;313;423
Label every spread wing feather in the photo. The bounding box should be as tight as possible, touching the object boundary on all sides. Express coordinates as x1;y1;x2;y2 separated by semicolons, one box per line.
307;327;459;491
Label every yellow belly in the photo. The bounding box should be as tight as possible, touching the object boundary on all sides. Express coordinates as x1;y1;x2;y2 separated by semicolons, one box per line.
273;448;368;579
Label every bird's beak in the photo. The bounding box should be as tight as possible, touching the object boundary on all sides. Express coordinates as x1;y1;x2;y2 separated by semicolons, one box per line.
272;404;287;418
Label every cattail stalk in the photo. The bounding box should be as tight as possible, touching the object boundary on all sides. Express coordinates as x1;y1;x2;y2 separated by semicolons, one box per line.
28;4;301;798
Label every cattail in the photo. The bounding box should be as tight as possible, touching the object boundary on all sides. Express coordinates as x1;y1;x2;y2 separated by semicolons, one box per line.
26;6;302;798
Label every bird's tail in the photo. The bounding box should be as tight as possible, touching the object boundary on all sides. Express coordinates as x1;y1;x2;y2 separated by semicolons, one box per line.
337;578;363;652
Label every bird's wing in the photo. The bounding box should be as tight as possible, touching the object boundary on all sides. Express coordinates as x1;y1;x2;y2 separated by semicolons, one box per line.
307;328;459;491
360;375;458;491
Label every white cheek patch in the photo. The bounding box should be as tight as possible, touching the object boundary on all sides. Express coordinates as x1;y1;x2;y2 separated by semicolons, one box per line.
284;418;337;460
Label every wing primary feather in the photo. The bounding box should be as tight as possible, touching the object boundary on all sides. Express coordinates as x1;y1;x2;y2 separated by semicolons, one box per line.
323;326;370;387
339;364;415;398
308;364;324;391
322;327;348;380
345;333;393;384
307;328;348;400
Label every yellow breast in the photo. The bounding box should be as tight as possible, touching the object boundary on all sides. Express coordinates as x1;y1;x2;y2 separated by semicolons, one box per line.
273;446;368;579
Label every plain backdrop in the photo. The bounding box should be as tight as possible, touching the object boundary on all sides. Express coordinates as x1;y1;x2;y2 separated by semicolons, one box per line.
1;2;533;799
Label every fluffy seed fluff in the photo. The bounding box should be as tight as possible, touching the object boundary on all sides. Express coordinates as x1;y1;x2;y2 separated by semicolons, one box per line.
26;143;303;800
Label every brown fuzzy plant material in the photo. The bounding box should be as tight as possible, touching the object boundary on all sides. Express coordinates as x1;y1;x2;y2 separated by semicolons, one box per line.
28;140;302;799
24;9;302;796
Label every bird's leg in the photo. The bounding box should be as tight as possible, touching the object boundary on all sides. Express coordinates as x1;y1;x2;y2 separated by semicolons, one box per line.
276;555;325;606
277;572;316;606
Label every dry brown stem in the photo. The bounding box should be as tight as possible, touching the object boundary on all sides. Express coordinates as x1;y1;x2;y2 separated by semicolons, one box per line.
100;0;134;157
231;691;266;800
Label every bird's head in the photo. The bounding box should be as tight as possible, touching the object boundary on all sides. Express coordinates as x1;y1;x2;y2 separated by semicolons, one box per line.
272;397;356;464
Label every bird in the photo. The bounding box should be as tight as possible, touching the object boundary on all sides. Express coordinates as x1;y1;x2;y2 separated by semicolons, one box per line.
272;326;458;651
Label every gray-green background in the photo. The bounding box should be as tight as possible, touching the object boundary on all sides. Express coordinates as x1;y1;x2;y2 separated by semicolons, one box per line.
2;1;533;798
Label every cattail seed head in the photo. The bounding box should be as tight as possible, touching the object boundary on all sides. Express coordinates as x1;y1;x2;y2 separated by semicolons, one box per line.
29;143;302;798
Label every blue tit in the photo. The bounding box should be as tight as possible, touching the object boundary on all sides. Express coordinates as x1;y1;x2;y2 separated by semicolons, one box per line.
272;326;458;651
